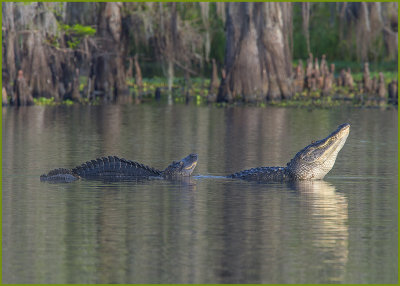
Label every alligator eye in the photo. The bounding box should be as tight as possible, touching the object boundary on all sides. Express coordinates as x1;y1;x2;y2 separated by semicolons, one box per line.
300;147;315;159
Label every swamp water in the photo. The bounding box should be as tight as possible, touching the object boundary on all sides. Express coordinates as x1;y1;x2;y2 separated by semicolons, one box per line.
2;104;397;283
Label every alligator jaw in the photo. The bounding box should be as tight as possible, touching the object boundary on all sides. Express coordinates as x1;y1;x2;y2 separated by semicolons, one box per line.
287;123;350;180
163;153;198;178
227;123;350;182
184;161;197;170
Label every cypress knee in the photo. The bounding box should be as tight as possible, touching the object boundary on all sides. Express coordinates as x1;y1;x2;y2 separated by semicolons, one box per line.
377;72;386;99
207;59;220;103
363;62;372;93
134;54;143;88
2;87;8;106
15;70;34;106
388;80;398;105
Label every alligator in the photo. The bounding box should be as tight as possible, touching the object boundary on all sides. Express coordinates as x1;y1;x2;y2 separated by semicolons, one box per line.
228;123;350;182
40;153;198;182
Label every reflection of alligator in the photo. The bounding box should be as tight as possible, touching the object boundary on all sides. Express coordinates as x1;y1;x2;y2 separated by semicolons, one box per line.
228;123;350;182
40;153;198;182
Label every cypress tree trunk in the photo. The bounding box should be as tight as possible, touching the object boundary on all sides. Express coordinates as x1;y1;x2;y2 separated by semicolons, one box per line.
3;3;62;100
218;2;293;102
92;2;127;101
302;3;311;54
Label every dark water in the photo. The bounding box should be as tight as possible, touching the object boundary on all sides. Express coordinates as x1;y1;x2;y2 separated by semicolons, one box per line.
2;104;397;283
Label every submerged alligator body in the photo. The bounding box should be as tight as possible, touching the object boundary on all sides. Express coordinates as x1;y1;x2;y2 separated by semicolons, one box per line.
40;153;198;182
228;123;350;182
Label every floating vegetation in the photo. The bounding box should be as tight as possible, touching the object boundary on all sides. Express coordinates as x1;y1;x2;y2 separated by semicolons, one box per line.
33;97;56;106
33;97;77;106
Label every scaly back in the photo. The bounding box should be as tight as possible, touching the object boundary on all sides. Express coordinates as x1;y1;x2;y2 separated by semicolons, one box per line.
71;156;162;178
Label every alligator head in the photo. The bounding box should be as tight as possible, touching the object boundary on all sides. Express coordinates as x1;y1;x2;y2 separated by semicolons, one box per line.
286;123;350;180
163;153;198;178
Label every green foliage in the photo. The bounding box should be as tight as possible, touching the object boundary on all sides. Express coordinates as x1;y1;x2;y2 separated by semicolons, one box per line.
66;40;79;49
309;3;340;59
208;3;226;64
45;35;60;48
59;23;96;49
292;3;308;59
63;99;74;106
33;97;77;106
369;34;385;62
61;24;96;37
178;3;202;23
34;97;56;106
292;3;395;64
210;28;226;64
48;2;65;19
293;3;341;60
352;71;398;83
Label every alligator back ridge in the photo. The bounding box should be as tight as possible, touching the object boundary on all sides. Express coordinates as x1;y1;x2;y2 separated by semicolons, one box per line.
71;156;162;178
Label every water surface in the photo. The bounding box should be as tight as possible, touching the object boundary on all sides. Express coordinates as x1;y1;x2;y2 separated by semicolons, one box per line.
2;104;398;283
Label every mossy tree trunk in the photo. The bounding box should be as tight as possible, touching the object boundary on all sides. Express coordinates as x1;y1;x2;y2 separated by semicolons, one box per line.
2;2;85;102
92;2;127;101
218;2;293;103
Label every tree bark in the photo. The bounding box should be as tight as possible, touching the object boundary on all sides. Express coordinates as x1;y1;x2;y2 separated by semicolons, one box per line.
134;54;143;88
207;58;220;102
302;3;311;54
92;2;127;101
388;80;398;105
2;2;16;89
339;2;397;62
382;3;398;61
14;70;34;106
199;2;210;62
2;87;8;106
167;2;177;93
218;2;292;102
2;2;84;101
